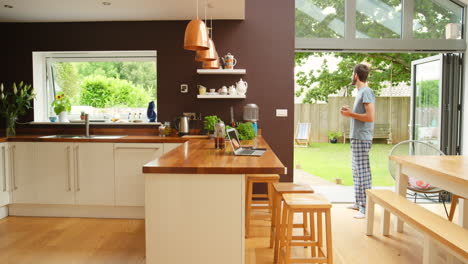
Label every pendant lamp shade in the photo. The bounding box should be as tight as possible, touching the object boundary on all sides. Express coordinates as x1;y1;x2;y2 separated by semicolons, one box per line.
184;19;209;51
202;52;220;69
195;38;217;61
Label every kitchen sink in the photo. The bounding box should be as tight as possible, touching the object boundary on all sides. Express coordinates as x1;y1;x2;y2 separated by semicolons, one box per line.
40;135;126;139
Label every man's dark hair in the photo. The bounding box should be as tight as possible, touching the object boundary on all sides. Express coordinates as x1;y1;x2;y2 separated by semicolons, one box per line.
354;64;370;82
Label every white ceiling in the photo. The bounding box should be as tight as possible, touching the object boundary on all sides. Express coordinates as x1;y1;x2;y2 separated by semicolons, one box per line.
0;0;245;22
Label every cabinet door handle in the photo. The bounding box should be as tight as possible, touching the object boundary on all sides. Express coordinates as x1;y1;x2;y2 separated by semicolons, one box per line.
2;146;6;192
75;145;80;192
66;146;71;192
115;146;161;150
11;145;17;190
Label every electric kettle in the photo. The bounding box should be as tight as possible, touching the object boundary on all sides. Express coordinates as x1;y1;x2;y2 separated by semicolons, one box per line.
174;116;190;137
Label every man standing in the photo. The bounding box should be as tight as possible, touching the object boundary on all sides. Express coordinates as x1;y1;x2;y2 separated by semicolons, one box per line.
340;64;375;219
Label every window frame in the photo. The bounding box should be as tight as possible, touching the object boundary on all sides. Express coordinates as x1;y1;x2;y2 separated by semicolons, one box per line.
32;50;157;122
295;0;467;51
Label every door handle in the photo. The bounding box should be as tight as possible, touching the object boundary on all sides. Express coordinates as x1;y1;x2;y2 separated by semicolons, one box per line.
66;146;71;192
2;146;6;192
10;145;17;191
115;146;161;150
74;145;80;192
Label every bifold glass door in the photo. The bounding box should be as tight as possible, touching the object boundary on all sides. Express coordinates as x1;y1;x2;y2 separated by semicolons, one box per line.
411;54;463;155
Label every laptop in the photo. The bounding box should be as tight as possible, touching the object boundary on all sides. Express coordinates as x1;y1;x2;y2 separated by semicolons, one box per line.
226;128;267;156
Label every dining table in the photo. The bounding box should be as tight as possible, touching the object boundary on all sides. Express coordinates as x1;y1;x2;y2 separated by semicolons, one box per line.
389;155;468;232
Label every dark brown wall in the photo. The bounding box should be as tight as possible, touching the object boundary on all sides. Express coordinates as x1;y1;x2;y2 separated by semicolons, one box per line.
1;0;295;182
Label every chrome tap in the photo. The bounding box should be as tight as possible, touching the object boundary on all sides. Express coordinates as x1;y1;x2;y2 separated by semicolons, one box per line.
85;114;90;137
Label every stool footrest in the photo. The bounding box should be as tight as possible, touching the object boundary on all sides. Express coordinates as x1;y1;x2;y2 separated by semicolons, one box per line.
289;241;319;247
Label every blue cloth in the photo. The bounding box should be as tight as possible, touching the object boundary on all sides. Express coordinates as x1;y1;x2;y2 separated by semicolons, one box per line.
350;86;375;140
147;101;157;122
351;139;372;214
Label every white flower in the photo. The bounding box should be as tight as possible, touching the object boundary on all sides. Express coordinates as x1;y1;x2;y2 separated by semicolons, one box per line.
0;83;3;92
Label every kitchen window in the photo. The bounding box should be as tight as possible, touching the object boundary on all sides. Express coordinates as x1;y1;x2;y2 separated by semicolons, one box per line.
32;51;157;122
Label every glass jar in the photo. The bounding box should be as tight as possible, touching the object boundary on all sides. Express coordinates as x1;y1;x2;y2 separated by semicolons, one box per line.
214;121;226;149
158;124;166;137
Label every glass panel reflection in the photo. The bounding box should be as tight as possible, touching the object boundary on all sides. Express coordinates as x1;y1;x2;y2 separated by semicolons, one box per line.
356;0;402;39
414;0;464;39
295;0;346;38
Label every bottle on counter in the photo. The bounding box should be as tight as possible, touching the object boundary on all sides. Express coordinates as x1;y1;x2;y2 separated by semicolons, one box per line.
214;120;226;149
164;121;172;136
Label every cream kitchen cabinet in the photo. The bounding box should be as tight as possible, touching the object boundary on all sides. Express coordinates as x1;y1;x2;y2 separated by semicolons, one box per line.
114;143;163;206
35;142;75;204
74;143;114;206
11;142;37;204
163;143;182;154
0;143;10;207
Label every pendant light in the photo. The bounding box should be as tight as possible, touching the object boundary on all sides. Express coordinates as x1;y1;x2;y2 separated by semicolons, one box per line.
202;51;220;69
195;37;216;61
195;7;217;61
184;0;209;51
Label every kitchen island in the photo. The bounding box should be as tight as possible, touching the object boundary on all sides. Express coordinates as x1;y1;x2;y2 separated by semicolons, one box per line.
143;137;286;264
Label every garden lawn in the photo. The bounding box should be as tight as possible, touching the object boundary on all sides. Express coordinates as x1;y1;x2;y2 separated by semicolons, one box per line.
294;143;395;186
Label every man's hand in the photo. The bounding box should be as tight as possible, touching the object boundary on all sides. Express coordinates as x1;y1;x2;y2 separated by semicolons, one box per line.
340;103;375;122
340;105;352;118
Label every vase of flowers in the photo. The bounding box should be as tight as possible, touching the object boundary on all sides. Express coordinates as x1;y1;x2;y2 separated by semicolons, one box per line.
51;93;71;123
0;82;35;137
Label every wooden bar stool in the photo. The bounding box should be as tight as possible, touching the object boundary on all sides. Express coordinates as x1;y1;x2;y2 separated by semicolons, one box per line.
279;193;333;264
245;174;280;238
271;183;314;263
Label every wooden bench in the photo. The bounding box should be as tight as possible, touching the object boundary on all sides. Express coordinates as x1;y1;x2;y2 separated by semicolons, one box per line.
343;123;391;144
366;189;468;264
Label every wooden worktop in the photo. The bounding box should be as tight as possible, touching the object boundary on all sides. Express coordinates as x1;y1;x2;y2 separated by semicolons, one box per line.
0;135;188;143
143;137;286;175
390;155;468;187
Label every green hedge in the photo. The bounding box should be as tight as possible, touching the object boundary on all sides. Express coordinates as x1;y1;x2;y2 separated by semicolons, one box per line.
80;76;152;108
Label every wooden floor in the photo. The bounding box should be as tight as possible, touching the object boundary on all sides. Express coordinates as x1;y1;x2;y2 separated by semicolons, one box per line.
0;204;453;264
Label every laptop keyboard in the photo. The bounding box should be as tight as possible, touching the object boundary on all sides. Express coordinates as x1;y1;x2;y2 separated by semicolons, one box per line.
240;149;256;155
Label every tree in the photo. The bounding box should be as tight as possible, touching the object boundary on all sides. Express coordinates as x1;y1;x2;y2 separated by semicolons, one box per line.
80;76;151;108
53;62;81;104
75;61;157;96
295;52;434;103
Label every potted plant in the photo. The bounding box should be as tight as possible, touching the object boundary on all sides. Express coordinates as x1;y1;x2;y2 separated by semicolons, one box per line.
0;82;35;137
204;115;220;137
51;93;71;122
80;111;86;120
327;131;342;144
236;122;255;140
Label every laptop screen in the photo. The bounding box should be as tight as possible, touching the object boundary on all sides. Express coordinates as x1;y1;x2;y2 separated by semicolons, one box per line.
228;129;241;151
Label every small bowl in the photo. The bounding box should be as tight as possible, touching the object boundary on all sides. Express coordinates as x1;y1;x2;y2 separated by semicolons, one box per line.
49;116;58;122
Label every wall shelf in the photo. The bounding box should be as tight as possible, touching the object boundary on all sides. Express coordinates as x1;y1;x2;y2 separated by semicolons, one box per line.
197;69;246;75
197;95;246;99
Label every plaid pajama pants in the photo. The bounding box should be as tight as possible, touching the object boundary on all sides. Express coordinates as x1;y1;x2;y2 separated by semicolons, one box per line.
351;139;373;214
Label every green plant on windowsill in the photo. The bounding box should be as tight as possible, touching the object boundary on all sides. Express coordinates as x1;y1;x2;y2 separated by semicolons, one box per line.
0;82;35;137
51;92;71;115
204;115;220;134
327;131;342;144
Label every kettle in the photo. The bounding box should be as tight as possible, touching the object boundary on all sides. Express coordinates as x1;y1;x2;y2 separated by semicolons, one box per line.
174;116;190;137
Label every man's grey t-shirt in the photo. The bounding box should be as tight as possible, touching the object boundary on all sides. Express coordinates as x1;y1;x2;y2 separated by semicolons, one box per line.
350;86;375;141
